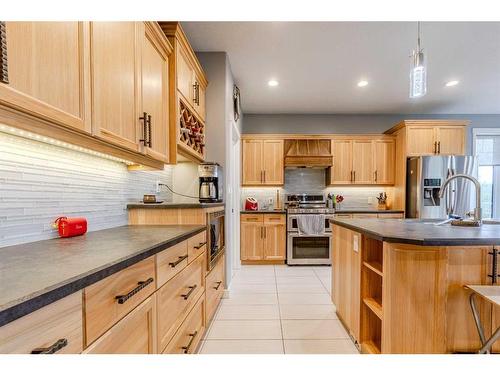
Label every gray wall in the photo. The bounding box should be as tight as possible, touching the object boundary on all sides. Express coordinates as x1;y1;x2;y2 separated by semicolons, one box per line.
243;114;500;153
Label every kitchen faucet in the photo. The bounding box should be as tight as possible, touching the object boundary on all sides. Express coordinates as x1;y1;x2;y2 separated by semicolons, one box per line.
439;174;482;224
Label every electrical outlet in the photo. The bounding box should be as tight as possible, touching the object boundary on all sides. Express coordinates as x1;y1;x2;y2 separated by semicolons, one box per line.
155;180;161;193
368;197;373;204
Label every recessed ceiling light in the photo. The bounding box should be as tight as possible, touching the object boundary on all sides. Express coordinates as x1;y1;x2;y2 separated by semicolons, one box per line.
268;79;279;87
445;80;459;87
357;80;369;87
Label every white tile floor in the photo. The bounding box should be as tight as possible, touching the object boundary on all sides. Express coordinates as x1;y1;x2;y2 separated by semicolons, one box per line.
198;265;359;354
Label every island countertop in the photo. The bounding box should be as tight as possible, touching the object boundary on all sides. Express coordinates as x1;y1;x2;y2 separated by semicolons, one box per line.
0;225;205;327
330;218;500;246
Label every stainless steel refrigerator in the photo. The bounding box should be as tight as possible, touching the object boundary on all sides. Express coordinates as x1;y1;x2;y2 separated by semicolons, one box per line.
406;155;478;219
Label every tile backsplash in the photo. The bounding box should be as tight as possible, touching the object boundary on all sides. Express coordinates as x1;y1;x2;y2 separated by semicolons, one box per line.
241;168;390;209
0;132;174;247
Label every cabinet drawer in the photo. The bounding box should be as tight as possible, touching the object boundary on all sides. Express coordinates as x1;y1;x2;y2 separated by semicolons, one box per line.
205;255;225;324
0;292;83;354
156;253;205;352
84;296;157;354
241;214;263;223
162;294;205;354
84;257;156;346
187;231;207;263
156;241;188;287
377;213;404;219
264;214;285;224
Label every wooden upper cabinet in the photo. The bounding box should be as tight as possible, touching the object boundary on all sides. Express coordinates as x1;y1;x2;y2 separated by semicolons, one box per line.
140;22;171;163
90;22;139;152
406;126;437;155
435;126;465;155
2;22;90;133
262;140;284;185
176;47;194;105
330;140;353;184
242;140;264;185
352;140;374;184
374;140;395;185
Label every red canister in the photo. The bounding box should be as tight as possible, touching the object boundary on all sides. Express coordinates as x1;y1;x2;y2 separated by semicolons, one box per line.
53;217;88;238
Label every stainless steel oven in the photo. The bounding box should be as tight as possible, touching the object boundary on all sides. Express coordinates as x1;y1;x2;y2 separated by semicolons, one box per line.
207;209;224;271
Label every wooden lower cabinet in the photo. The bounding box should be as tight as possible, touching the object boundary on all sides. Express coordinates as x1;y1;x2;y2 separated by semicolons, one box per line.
188;231;207;262
0;292;83;354
205;255;225;324
156;253;205;352
84;296;157;354
241;213;286;263
162;294;206;354
156;240;189;288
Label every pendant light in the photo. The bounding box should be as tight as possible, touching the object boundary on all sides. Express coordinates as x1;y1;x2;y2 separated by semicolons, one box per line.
409;22;427;98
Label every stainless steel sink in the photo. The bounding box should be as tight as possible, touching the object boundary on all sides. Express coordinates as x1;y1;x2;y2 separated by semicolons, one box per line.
483;219;500;225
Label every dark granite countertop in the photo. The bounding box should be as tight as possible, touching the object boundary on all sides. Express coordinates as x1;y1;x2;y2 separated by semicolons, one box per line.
335;209;404;214
330;218;500;246
241;210;287;214
127;201;224;209
0;225;205;327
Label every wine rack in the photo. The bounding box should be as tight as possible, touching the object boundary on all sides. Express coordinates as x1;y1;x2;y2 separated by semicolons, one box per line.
179;100;205;160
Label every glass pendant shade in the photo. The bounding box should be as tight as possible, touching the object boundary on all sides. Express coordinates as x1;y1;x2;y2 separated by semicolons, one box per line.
410;50;427;98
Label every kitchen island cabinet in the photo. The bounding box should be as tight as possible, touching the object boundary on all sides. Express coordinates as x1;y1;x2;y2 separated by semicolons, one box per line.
331;218;500;354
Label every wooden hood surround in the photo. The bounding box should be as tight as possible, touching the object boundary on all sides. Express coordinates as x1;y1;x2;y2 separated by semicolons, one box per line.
284;139;333;168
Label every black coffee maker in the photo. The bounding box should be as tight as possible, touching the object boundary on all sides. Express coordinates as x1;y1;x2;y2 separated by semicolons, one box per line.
198;162;223;203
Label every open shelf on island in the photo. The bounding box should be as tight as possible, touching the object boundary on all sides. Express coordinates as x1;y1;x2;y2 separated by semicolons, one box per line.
363;260;383;276
361;340;381;354
363;297;383;320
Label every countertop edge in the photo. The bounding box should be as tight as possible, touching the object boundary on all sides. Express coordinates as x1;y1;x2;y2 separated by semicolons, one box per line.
127;202;224;209
330;219;500;246
0;226;206;327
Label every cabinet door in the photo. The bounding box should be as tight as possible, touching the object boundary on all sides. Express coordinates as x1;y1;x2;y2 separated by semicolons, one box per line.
436;126;465;155
262;140;284;185
406;126;436;155
374;140;395;185
240;220;263;261
263;218;286;261
352;140;374;184
91;22;139;151
193;76;206;122
331;140;353;184
84;296;157;354
2;22;90;132
140;22;169;163
176;47;194;104
242;140;264;185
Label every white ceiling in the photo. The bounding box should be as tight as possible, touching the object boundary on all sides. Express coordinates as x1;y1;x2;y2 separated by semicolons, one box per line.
182;22;500;114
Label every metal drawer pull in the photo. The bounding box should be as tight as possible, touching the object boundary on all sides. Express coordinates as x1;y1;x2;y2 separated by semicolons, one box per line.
182;331;198;353
181;284;197;300
437;141;441;154
115;277;154;304
31;338;67;354
169;255;188;268
214;281;223;290
194;242;207;249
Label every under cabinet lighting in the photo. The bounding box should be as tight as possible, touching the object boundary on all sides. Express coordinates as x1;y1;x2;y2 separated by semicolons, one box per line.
0;124;135;165
445;80;459;87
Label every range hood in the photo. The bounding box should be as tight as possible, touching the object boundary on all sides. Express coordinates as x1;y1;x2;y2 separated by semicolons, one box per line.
284;139;333;168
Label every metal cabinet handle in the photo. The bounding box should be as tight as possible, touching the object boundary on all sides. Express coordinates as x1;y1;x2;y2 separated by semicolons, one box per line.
169;255;188;268
182;331;198;353
139;111;148;146
353;171;356;182
433;141;437;154
193;82;200;105
264;227;267;238
181;284;197;300
350;171;353;182
0;22;8;84
374;170;378;182
194;242;207;249
488;248;499;284
31;338;68;354
437;141;441;154
115;277;154;304
214;281;223;290
147;114;152;147
263;170;266;183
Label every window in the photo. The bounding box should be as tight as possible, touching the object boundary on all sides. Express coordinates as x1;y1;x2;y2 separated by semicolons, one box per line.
474;129;500;219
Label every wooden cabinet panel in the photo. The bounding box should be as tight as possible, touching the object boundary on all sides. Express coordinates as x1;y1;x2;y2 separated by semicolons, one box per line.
84;296;157;354
241;221;264;261
262;140;284;185
377;213;404;218
205;255;225;324
242;140;264;185
435;126;465;155
2;22;90;133
187;231;207;263
176;47;194;104
331;140;353;184
140;22;170;163
374;140;395;185
156;254;205;352
352;140;374;184
91;22;139;151
0;292;83;354
162;293;205;354
406;126;436;155
84;257;156;346
263;221;286;261
156;240;188;288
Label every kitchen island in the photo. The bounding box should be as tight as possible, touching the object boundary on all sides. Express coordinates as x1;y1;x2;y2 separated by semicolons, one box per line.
330;218;500;354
